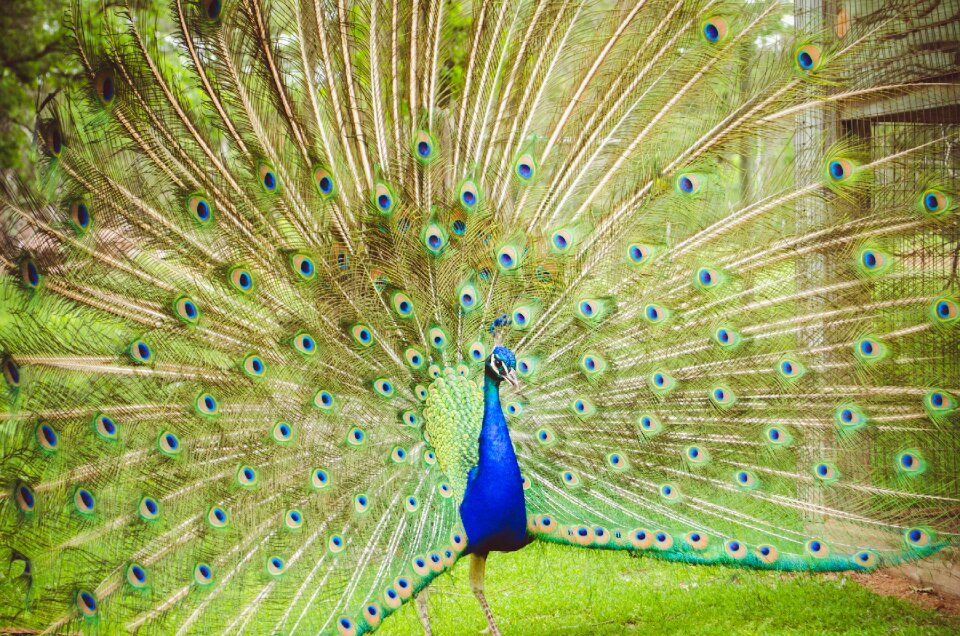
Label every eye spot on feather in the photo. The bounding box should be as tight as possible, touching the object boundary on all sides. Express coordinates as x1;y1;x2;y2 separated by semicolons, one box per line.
813;462;839;483
654;531;673;550
313;166;336;198
266;556;285;577
259;164;278;193
194;563;214;586
328;534;345;553
243;354;266;379
630;529;654;549
412;555;430;577
795;44;822;71
351;324;374;348
70;199;92;232
636;413;663;437
195;392;218;416
920;188;951;216
458;179;481;211
606;452;628;472
373;378;394;398
363;603;383;628
428;327;448;349
373;182;395;214
129;339;152;364
834;404;866;434
423;223;447;254
174;296;200;324
686;531;709;550
314;390;335;411
236;465;257;487
93;413;118;440
354;494;370;514
383;586;402;609
924;389;956;417
127;563;148;589
570;397;595;418
346;428;366;447
468;342;486;362
905;527;932;549
36;423;58;452
628;243;651;264
514;151;537;182
659;484;680;502
695;267;724;289
281;509;303;530
713;326;742;349
724;540;747;559
405;496;419;513
756;544;779;564
459;285;479;310
187;194;213;225
735;470;759;490
76;590;98;617
895;449;926;476
701;17;728;43
138;496;159;521
497;245;520;271
41;120;63;157
806;539;829;558
853;550;879;570
413;130;436;163
709;385;736;407
312;468;331;490
536;427;556;446
561;471;580;487
158;431;181;456
648;371;677;394
15;483;35;513
229;267;254;293
676;173;700;194
390;446;407;463
685;445;709;465
74;488;96;515
644;303;670;324
931;297;958;326
827;158;853;183
208;506;229;528
290;254;315;280
1;359;22;391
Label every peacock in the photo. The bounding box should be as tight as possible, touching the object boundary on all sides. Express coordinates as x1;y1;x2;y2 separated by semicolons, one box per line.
0;0;958;633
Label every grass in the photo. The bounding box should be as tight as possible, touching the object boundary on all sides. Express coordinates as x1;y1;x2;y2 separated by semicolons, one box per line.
379;542;960;635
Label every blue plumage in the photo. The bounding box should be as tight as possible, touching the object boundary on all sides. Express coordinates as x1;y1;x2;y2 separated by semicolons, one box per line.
460;353;529;556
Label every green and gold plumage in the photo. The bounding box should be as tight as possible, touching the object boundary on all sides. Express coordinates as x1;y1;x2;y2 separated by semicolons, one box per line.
0;0;958;633
424;370;483;501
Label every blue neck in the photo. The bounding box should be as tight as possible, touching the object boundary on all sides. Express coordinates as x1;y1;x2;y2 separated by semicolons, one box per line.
478;374;520;471
457;373;528;555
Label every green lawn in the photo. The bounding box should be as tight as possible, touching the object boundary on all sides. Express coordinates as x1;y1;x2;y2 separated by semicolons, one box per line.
380;542;959;635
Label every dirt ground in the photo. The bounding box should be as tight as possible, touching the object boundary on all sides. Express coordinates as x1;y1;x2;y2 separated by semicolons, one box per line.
850;570;960;616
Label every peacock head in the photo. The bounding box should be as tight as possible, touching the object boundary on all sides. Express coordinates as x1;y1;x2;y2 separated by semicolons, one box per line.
486;346;520;388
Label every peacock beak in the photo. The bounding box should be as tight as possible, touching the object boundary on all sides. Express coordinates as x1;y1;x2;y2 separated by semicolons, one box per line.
504;368;520;389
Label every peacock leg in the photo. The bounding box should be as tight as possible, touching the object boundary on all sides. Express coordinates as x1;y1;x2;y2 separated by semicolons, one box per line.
469;553;502;636
415;588;433;636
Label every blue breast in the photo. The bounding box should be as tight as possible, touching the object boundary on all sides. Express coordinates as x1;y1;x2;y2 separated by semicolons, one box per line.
459;374;529;555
